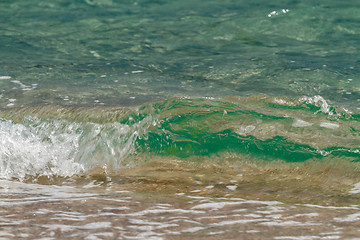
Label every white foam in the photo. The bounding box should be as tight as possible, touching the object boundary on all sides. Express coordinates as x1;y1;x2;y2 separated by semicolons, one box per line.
299;95;331;114
320;232;342;236
260;220;321;226
319;236;340;239
268;9;289;18
81;222;112;229
190;189;202;193
182;227;205;233
129;219;164;226
191;201;243;210
244;214;262;218
85;233;114;240
0;119;84;180
334;212;360;222
187;196;208;199
292;119;312;127
291;213;319;218
0;76;11;80
320;122;339;129
350;182;360;194
36;224;76;232
273;98;295;106
299;204;358;210
0;115;154;180
236;125;256;136
10;80;35;91
0;180;96;205
226;185;237;191
90;50;101;58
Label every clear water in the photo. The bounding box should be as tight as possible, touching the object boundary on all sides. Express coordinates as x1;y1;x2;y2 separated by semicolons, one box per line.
1;0;360;239
1;0;360;108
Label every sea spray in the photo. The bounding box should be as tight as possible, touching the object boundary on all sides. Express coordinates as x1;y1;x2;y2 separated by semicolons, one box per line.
0;114;156;180
0;118;84;180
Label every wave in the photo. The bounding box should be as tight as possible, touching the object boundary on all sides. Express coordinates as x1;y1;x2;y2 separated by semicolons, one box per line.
0;95;359;181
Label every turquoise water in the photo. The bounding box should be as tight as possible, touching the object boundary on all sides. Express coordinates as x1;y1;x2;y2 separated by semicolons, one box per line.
1;0;359;108
1;0;360;238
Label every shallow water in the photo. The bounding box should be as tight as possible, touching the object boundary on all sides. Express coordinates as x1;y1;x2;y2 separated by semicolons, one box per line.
2;179;360;239
1;0;360;108
1;0;360;239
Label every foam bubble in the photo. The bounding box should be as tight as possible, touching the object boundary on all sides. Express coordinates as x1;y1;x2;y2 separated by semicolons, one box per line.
320;122;339;129
226;185;237;191
236;125;256;136
0;115;154;180
298;95;331;114
0;119;84;180
349;182;360;194
292;119;313;127
131;70;144;74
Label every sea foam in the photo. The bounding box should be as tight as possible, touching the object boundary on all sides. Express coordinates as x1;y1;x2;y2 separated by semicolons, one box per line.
0;115;153;180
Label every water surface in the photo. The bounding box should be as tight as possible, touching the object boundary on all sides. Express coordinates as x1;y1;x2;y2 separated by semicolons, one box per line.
1;0;360;239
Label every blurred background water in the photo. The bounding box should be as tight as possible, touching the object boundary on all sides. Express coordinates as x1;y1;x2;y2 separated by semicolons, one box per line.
1;0;359;109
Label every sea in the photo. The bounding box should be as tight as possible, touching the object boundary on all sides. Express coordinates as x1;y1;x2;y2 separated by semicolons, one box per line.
0;0;360;239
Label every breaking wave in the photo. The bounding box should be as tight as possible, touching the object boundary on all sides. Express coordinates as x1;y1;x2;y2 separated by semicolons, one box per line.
0;95;359;181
